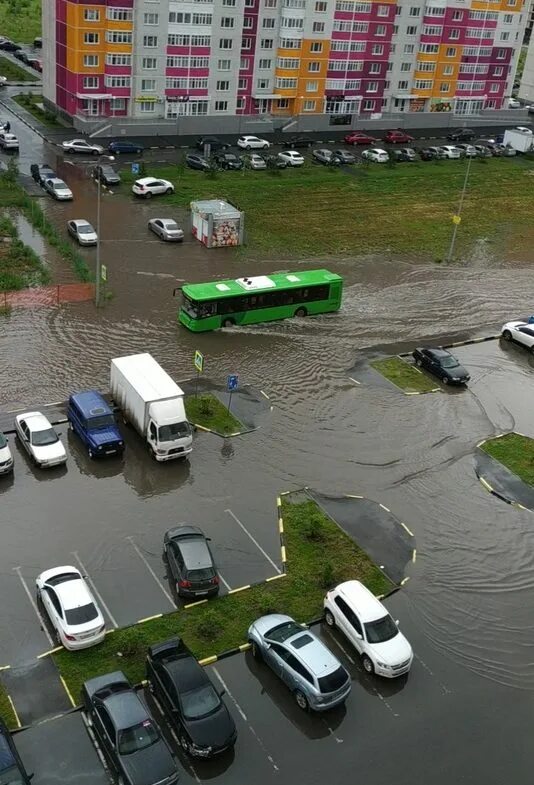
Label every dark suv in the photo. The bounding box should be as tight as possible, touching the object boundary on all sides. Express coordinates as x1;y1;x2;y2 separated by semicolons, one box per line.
163;524;219;599
446;128;475;142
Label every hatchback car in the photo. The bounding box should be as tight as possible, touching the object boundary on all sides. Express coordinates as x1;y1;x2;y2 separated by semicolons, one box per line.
393;147;417;162
196;136;228;151
213;151;243;170
83;671;178;785
412;346;470;384
324;581;413;678
383;129;414;144
248;614;351;711
312;148;341;166
67;390;124;458
92;164;121;186
237;135;270;150
344;131;378;145
0;719;33;785
15;411;67;468
362;148;389;163
278;150;305;166
132;177;174;198
0;133;18;150
108;140;144;155
43;178;73;200
67;219;98;246
36;566;106;650
164;525;219;599
242;153;267;170
62;139;104;155
186;153;211;171
148;218;184;242
439;145;461;159
0;431;13;475
455;143;477;157
31;163;55;185
146;637;237;758
501;320;534;352
446;128;475;142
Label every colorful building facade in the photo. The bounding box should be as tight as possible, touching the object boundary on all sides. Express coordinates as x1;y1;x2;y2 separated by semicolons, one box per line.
42;0;527;120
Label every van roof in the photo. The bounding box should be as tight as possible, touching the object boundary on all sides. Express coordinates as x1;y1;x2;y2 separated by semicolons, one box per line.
70;390;113;418
336;580;387;623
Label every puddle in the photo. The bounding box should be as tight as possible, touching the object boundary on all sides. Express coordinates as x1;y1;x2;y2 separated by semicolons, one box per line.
6;208;77;283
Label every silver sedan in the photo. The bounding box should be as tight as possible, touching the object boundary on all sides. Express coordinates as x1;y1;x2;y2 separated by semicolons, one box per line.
67;219;98;245
148;218;184;242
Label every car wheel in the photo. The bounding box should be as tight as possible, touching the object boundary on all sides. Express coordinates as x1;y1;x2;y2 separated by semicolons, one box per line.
325;609;335;627
415;358;422;367
145;191;152;199
166;187;173;194
502;330;512;341
222;318;235;328
295;307;307;318
442;376;449;385
148;443;156;460
294;690;309;711
92;149;98;155
246;144;251;150
361;655;374;675
250;640;262;661
136;148;142;154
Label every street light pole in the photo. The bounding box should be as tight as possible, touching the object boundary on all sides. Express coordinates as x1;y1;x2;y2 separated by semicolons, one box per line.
94;154;114;307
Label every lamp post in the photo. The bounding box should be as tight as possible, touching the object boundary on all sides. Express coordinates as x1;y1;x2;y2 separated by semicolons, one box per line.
95;154;115;307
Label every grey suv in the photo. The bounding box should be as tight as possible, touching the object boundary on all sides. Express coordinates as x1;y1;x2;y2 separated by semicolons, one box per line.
248;614;351;711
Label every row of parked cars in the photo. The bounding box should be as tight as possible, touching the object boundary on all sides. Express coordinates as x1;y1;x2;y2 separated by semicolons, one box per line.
0;35;42;71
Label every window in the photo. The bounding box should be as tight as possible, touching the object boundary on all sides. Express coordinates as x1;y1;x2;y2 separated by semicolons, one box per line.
281;16;304;28
263;17;276;26
242;37;252;49
449;29;460;39
333;20;368;32
83;55;98;67
366;81;378;92
371;44;384;55
84;8;99;21
310;42;323;53
168;34;211;46
375;24;386;35
144;12;159;24
369;62;381;74
106;31;132;44
218;59;231;70
468;9;498;20
261;38;274;48
221;16;235;27
109;98;125;111
143;36;158;47
280;37;302;48
404;44;414;53
240;57;250;69
277;57;299;68
265;0;277;6
452;9;463;20
489;83;499;92
106;54;131;66
278;98;289;108
397;80;408;89
313;21;325;32
419;43;439;53
378;4;389;15
83;76;98;88
223;0;237;5
400;61;411;72
83;32;99;44
346;79;361;89
169;12;190;22
256;78;270;88
308;61;320;72
275;76;297;88
423;25;442;35
243;16;253;27
303;99;316;110
315;0;327;9
259;58;272;68
141;79;156;91
238;77;248;89
443;65;453;75
142;57;157;69
335;0;370;8
504;13;513;22
409;6;420;15
414;79;432;89
192;13;212;23
236;97;245;109
500;32;510;41
245;0;255;5
105;75;131;88
446;47;456;57
497;48;506;59
220;38;233;48
426;4;445;14
107;8;132;21
493;66;504;76
331;40;365;51
306;80;318;91
139;101;155;113
406;26;418;35
216;80;230;90
363;99;375;110
440;82;450;92
347;60;363;70
417;61;435;72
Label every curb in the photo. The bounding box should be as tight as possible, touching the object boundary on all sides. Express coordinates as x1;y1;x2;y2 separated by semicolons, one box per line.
192;422;258;438
367;356;441;396
398;333;500;359
277;495;287;572
475;468;528;509
0;99;50;142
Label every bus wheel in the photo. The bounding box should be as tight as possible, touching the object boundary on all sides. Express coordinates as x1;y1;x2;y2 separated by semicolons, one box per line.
295;307;307;318
223;318;235;327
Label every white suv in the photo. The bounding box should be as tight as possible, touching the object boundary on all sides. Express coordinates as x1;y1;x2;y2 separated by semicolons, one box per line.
324;580;413;677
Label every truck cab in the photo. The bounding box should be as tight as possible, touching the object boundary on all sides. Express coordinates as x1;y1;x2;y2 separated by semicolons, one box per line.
147;399;192;461
68;390;124;459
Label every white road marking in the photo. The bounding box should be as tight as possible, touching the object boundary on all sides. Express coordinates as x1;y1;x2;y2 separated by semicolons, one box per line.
150;691;200;783
212;667;279;772
14;566;54;646
349;377;361;385
71;551;119;629
81;712;114;781
218;571;232;592
414;653;451;695
225;509;281;574
324;630;356;664
127;536;175;607
323;721;344;744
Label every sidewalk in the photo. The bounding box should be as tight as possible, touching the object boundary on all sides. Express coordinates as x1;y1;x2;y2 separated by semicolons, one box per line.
0;92;72;144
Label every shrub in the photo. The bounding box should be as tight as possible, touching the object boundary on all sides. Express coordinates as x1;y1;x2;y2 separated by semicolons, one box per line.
320;562;335;589
195;609;223;642
304;512;326;542
199;395;214;416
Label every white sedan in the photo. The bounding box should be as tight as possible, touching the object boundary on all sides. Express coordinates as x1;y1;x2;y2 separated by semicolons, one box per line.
501;320;534;352
439;145;461;159
361;148;389;163
132;177;174;198
67;219;98;246
62;139;104;155
0;132;19;150
237;135;270;150
278;150;304;167
36;566;105;650
15;411;67;468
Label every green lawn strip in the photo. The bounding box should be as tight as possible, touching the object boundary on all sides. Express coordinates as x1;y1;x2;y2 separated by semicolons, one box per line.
0;678;18;729
12;94;62;127
120;157;534;258
53;498;393;700
0;56;38;82
0;0;41;43
370;356;438;393
185;393;243;435
0;211;50;290
480;433;534;487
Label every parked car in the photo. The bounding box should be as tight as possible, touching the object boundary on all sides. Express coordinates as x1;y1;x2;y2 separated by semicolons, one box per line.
484;141;504;156
0;719;33;785
344;131;378;145
393;147;416;162
362;147;389;163
237;135;270;150
0;431;13;475
213;151;243;170
14;411;67;468
185;153;211;171
26;57;42;71
446;128;475;142
248;613;351;711
281;135;314;149
132;177;174;198
241;152;267;170
36;566;106;650
421;146;447;160
31;163;56;185
43;177;73;200
13;50;28;63
265;154;288;169
455;143;477;158
0;40;21;52
439;145;461;159
67;390;124;458
473;144;492;158
501;320;534;352
33;36;42;48
412;346;470;385
0;132;18;150
92;164;121;186
324;581;413;677
0;76;6;87
278;150;305;166
496;143;516;156
196;135;228;151
331;149;356;164
108;140;144;155
163;524;219;599
62;139;104;155
312;148;342;166
148;218;184;242
383;129;414;144
508;98;521;109
146;637;237;757
82;672;179;785
67;219;98;246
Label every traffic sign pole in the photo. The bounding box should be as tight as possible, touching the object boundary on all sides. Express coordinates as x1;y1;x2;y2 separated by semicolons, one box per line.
194;350;204;398
227;374;239;414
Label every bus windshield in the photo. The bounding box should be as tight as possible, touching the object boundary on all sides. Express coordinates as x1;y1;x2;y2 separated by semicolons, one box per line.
182;294;215;319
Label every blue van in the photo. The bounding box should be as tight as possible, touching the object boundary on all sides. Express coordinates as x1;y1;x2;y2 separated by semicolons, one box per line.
67;390;124;458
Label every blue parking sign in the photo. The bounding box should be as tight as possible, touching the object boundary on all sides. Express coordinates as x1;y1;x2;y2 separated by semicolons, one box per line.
227;374;239;392
131;163;140;175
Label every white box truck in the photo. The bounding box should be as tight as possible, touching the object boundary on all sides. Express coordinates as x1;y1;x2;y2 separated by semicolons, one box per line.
110;353;193;461
503;127;534;153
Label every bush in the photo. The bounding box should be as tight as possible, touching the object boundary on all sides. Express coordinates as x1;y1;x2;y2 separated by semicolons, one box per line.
304;512;326;542
195;609;223;642
199;395;214;416
320;562;335;589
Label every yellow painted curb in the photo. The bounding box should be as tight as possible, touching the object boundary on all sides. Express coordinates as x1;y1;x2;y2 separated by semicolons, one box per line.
400;522;414;537
184;599;208;609
228;584;251;595
198;655;218;666
266;573;286;582
7;695;21;728
412;549;417;563
479;476;493;492
280;545;287;563
239;643;251;652
37;646;63;659
137;613;163;624
60;675;76;708
0;665;11;672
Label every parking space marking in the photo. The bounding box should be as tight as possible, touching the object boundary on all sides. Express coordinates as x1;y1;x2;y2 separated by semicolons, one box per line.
149;692;201;784
224;509;281;574
13;567;54;647
126;537;175;607
71;552;119;629
324;629;356;665
414;654;452;695
218;571;232;591
212;667;279;773
7;695;21;728
349;377;361;385
81;712;113;781
60;675;77;707
400;522;414;537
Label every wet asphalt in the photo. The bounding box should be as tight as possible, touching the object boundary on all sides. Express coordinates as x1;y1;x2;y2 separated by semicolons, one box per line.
1;110;534;782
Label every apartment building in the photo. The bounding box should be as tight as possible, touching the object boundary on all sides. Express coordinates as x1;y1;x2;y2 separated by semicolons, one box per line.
42;0;528;123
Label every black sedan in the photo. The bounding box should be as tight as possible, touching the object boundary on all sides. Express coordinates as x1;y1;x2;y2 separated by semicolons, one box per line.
412;347;470;385
0;40;21;52
186;153;211;171
213;151;243;170
0;719;33;785
282;136;315;149
196;136;228;152
92;164;121;186
82;671;178;785
446;128;475;142
147;638;237;758
164;524;219;599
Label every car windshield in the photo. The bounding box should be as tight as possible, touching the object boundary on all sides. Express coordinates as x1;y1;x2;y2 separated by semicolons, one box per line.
158;422;191;442
364;614;398;644
0;432;6;448
88;414;115;429
181;684;221;720
118;721;160;755
164;222;179;230
78;225;94;234
439;356;459;369
266;620;303;642
54;181;68;189
187;568;214;582
65;602;98;626
318;666;348;694
0;764;24;785
31;427;58;446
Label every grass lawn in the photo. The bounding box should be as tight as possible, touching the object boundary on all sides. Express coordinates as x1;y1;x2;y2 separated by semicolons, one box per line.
480;433;534;486
12;93;62;127
370;356;439;393
0;0;41;43
185;393;243;435
0;679;18;729
0;212;50;290
121;156;534;259
53;498;394;700
0;56;38;82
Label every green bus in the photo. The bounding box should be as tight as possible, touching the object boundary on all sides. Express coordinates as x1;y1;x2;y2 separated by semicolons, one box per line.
177;269;343;332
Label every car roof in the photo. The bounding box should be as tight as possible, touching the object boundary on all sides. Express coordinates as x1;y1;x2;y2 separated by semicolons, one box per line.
285;629;341;676
55;575;92;610
336;580;388;623
105;690;148;730
177;536;212;569
136;177;163;185
71;219;92;227
18;411;52;431
164;654;209;693
50;178;69;186
70;389;112;417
